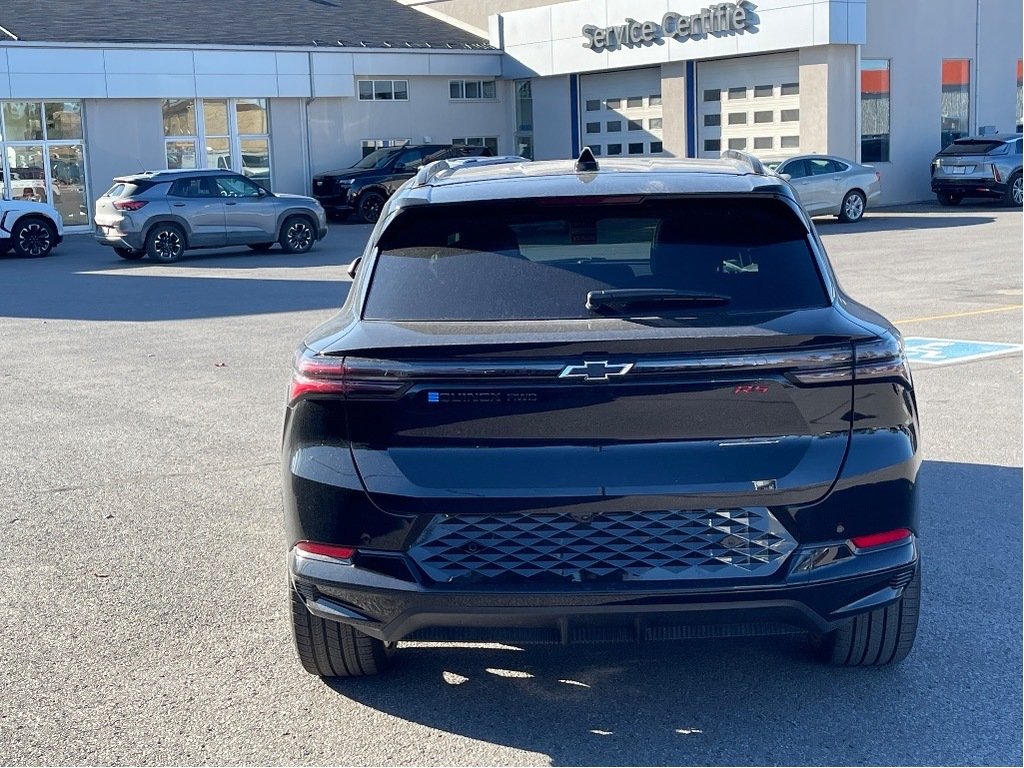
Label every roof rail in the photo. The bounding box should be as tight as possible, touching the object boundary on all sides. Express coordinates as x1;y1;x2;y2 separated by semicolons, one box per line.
719;149;769;176
413;155;528;186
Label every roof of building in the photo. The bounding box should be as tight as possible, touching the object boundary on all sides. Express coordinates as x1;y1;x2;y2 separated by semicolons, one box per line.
0;0;492;49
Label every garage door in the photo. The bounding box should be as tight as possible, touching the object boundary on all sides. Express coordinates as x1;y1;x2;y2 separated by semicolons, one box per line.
697;53;800;161
580;68;664;158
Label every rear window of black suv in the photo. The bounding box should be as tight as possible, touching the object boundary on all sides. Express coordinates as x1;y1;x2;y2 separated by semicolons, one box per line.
364;196;829;322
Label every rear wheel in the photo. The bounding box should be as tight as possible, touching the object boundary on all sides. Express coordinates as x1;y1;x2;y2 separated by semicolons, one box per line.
817;567;921;666
11;217;57;257
279;216;316;254
357;192;386;224
114;246;144;260
248;243;274;252
289;583;395;677
145;223;186;262
837;190;866;222
1005;173;1022;207
937;192;962;207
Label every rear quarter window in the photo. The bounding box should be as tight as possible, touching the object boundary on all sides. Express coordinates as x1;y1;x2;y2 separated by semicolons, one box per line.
365;197;828;322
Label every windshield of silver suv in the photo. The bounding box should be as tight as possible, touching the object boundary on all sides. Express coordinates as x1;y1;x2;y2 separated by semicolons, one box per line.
365;196;829;322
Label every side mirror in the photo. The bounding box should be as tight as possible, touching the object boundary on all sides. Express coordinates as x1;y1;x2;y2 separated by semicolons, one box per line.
346;257;361;279
257;187;268;197
779;173;792;181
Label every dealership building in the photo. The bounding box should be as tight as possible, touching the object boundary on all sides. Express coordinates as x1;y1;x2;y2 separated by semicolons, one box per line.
0;0;1020;232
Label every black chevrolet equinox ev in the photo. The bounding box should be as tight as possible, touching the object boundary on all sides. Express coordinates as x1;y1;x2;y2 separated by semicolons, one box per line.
283;151;921;677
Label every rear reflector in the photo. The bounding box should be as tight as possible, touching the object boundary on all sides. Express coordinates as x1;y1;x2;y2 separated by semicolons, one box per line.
294;541;356;560
850;528;912;549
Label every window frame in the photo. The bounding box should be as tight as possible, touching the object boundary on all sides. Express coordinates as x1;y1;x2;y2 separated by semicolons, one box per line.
448;79;497;102
357;80;410;102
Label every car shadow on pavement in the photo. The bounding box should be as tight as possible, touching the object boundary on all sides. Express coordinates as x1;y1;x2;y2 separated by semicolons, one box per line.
326;459;1023;767
816;213;996;234
0;270;351;321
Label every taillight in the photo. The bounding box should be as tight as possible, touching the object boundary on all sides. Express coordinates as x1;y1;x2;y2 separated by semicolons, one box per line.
850;528;912;550
789;336;911;386
854;336;912;386
288;348;408;403
294;541;356;561
992;164;1002;183
112;199;148;211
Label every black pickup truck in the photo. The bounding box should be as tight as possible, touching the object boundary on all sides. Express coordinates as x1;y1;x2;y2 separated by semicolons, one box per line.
312;144;493;223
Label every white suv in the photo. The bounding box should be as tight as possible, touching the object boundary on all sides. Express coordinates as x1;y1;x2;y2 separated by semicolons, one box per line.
0;197;64;257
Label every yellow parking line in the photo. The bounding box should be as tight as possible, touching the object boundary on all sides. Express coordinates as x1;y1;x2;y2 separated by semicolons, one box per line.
894;304;1023;325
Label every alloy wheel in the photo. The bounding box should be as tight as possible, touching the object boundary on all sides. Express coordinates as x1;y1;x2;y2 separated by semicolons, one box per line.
1013;176;1023;206
844;193;864;221
154;230;183;260
286;221;313;251
17;222;52;256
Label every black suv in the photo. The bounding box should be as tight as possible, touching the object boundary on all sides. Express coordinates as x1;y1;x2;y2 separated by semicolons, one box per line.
284;151;921;677
312;144;494;223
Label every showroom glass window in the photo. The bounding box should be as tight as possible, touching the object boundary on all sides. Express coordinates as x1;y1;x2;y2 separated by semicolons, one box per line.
515;80;534;160
162;98;272;189
940;59;970;147
0;100;88;228
860;59;890;162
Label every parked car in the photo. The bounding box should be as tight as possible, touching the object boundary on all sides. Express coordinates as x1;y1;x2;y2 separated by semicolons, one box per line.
312;144;494;223
283;150;922;678
930;134;1023;206
93;169;328;262
0;195;64;257
772;154;881;222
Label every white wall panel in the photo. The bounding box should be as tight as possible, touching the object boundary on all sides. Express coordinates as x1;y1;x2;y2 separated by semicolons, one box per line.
353;53;430;76
7;47;105;74
275;52;310;76
277;74;312;97
0;50;10;99
193;51;277;75
105;73;197;98
426;53;502;76
103;49;195;74
9;73;107;98
195;74;279;97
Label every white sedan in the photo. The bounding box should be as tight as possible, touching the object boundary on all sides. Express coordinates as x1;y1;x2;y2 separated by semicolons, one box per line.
774;155;882;223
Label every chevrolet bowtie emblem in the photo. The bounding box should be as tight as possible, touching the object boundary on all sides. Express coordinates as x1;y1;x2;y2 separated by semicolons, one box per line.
558;361;635;382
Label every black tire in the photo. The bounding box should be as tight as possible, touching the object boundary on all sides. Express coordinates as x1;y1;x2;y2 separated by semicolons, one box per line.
817;567;921;666
279;216;316;254
1004;173;1022;207
145;223;186;263
114;246;145;260
11;216;57;258
289;584;395;677
837;190;866;222
0;244;11;255
357;191;386;224
937;192;962;207
248;243;275;252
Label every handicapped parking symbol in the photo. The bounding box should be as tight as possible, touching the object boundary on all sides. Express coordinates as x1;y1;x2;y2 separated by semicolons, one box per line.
903;337;1023;366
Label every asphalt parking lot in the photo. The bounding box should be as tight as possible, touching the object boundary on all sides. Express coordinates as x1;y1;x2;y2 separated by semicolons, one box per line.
1;203;1021;766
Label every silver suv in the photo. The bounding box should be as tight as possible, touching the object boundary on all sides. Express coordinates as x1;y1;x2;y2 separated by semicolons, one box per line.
930;134;1023;207
94;169;328;262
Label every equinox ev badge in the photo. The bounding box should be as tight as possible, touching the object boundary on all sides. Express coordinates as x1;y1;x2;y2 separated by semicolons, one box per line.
559;361;635;382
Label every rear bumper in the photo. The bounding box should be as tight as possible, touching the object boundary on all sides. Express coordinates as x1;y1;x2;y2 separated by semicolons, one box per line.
931;177;1007;198
94;226;144;250
290;537;919;644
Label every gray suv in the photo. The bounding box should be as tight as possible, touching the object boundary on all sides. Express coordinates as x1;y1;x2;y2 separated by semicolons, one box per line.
930;134;1023;207
94;169;328;262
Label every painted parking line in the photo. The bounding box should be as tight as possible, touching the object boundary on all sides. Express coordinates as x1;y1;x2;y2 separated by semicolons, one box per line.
903;336;1023;366
894;304;1022;325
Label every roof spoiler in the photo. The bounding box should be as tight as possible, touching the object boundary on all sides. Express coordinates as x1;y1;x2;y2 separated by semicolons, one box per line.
719;149;770;176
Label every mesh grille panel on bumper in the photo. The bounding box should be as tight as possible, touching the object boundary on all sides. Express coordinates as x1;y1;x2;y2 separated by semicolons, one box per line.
408;508;797;585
